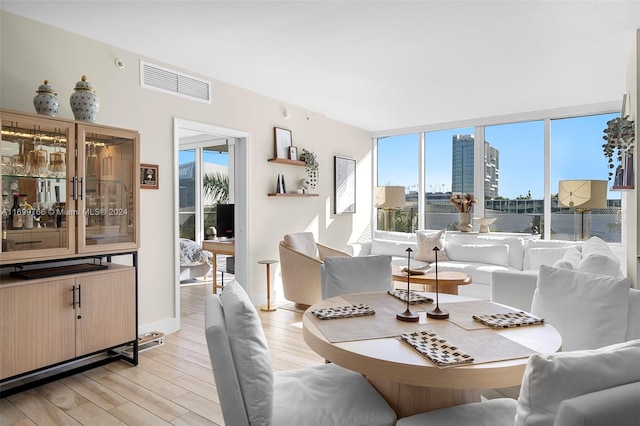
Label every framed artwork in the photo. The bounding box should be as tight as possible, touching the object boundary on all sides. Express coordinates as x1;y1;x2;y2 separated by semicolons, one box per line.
140;163;159;189
289;146;298;161
334;156;356;214
274;127;292;159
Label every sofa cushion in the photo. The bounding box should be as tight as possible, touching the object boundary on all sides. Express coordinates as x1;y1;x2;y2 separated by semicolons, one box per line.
515;339;640;426
531;265;630;351
415;230;448;262
527;247;570;270
523;239;580;270
284;232;319;259
478;236;525;270
372;238;417;258
436;260;512;286
220;281;273;425
577;236;621;276
445;243;509;267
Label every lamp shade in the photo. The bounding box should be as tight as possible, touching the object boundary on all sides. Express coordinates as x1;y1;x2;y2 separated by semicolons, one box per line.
374;186;405;209
558;180;607;209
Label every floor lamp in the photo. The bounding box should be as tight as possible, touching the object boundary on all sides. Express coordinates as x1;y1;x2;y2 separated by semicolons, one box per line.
558;180;607;240
374;186;405;231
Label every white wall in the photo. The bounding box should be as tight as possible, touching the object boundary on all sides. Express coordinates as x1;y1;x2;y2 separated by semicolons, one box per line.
0;11;374;332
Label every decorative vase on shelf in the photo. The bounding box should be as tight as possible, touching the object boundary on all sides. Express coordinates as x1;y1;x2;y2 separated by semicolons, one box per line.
33;80;59;116
70;75;100;122
306;167;318;189
458;212;473;232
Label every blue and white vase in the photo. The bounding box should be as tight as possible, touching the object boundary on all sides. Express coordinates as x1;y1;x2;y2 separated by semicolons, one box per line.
70;75;99;122
33;80;59;117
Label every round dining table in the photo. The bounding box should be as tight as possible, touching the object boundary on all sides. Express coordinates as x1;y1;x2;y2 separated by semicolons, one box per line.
302;291;562;418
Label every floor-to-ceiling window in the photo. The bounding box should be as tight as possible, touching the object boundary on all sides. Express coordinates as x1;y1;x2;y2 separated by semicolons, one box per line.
374;111;623;243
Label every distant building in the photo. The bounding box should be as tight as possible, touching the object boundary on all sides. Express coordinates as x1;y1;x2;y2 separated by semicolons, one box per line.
451;135;499;198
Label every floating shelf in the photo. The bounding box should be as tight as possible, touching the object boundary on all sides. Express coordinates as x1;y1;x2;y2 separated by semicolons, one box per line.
268;158;305;167
268;193;318;197
611;185;635;191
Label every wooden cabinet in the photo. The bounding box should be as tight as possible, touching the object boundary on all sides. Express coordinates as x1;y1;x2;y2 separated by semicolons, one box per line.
1;109;140;264
0;264;136;381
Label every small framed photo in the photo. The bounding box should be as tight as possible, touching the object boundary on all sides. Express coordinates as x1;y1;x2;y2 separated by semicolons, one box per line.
274;127;292;159
289;146;298;161
140;163;159;189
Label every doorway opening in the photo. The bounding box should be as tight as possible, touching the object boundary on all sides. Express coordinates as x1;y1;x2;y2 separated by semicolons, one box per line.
173;118;249;325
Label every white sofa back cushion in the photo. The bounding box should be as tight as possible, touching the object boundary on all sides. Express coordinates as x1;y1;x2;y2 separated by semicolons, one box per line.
526;247;570;270
531;265;630;351
515;339;640;426
523;239;580;270
445;243;509;267
577;236;622;276
446;234;525;270
371;230;418;257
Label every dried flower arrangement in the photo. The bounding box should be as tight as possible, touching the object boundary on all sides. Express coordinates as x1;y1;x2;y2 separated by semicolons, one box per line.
450;193;477;212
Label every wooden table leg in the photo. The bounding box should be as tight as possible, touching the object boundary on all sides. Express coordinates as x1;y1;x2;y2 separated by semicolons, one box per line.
367;376;480;418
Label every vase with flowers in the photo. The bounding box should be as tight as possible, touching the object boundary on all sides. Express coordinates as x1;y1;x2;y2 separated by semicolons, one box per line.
450;193;477;232
299;148;319;189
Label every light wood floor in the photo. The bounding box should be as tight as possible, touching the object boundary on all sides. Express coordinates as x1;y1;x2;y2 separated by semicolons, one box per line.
1;283;324;426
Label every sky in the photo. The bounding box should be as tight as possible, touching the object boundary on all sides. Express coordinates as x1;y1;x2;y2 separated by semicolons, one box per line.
378;112;621;200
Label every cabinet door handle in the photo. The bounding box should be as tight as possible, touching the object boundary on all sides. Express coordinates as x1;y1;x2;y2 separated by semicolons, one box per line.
78;284;82;308
72;285;76;309
72;176;78;200
79;177;84;201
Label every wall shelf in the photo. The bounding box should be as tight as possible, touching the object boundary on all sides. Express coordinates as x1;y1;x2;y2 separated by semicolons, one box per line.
611;185;635;191
268;193;318;197
268;158;305;167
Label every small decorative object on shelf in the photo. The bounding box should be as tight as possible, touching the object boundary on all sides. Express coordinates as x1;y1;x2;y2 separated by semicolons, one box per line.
451;193;476;232
474;217;496;233
427;246;449;319
70;75;100;122
276;174;286;194
603;115;634;189
397;247;420;322
299;177;310;194
299;148;319;189
33;80;59;116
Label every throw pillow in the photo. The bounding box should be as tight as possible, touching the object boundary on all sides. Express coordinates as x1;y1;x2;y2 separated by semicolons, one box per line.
284;232;319;259
445;243;509;267
415;230;448;262
515;339;640;426
531;265;630;351
220;281;273;425
526;247;569;270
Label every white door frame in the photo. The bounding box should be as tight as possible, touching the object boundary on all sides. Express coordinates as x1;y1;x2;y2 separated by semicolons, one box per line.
173;118;250;325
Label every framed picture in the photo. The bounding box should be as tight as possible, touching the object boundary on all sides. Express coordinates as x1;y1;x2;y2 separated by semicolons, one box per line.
334;156;356;214
140;163;159;189
274;127;292;159
289;146;298;161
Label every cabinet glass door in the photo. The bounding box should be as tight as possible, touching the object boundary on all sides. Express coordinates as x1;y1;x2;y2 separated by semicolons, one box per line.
77;125;138;253
1;111;75;261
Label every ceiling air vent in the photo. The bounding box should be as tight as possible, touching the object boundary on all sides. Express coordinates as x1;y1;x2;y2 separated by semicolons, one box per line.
140;61;211;103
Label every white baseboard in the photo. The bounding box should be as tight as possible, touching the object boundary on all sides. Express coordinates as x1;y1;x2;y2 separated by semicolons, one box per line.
138;317;180;337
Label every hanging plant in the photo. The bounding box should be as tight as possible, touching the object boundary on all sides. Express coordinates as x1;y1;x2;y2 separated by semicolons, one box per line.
602;116;635;181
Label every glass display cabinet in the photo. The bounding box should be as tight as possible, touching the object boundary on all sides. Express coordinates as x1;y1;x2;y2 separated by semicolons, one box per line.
1;109;139;263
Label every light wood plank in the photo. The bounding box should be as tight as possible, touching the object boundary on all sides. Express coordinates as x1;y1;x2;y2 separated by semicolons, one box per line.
0;398;28;426
66;402;127;426
170;411;220;426
7;391;81;426
171;392;223;425
60;375;129;411
108;402;173;426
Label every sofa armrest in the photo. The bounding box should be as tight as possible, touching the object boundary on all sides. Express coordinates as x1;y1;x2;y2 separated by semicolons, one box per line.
490;269;539;312
279;242;324;306
317;243;351;260
553;382;640;426
347;241;372;257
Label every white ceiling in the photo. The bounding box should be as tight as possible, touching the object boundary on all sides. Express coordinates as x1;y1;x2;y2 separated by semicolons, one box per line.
2;1;639;133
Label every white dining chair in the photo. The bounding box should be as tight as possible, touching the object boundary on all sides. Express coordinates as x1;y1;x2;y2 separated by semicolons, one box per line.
321;254;393;299
204;281;397;426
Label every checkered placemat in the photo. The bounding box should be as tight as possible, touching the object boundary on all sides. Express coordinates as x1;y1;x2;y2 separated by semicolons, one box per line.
400;330;474;366
388;289;434;305
311;303;375;320
472;311;544;329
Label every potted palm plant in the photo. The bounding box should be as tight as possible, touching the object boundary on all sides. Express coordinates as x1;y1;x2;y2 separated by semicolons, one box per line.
602;116;635;187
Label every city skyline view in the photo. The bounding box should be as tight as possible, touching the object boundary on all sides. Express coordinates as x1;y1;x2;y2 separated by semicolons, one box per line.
378;112;621;201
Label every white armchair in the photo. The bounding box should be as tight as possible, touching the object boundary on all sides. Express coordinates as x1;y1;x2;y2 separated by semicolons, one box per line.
279;232;350;309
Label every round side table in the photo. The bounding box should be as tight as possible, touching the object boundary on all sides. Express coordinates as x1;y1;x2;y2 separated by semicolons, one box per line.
258;259;279;311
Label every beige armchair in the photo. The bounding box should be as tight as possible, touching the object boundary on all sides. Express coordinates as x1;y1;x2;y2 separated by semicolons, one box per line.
279;232;350;309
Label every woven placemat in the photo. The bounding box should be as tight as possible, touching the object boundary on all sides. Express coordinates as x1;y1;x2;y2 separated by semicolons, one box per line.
472;311;544;329
311;303;375;320
388;289;434;305
401;330;474;366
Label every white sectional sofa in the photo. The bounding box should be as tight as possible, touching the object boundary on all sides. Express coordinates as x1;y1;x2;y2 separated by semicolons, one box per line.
349;230;625;304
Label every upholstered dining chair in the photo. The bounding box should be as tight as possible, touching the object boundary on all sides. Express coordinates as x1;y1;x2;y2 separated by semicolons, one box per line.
204;281;397;426
396;339;640;426
321;255;393;299
279;232;350;309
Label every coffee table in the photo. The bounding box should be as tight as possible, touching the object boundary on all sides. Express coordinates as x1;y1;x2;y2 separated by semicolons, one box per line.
303;292;561;418
392;270;471;295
